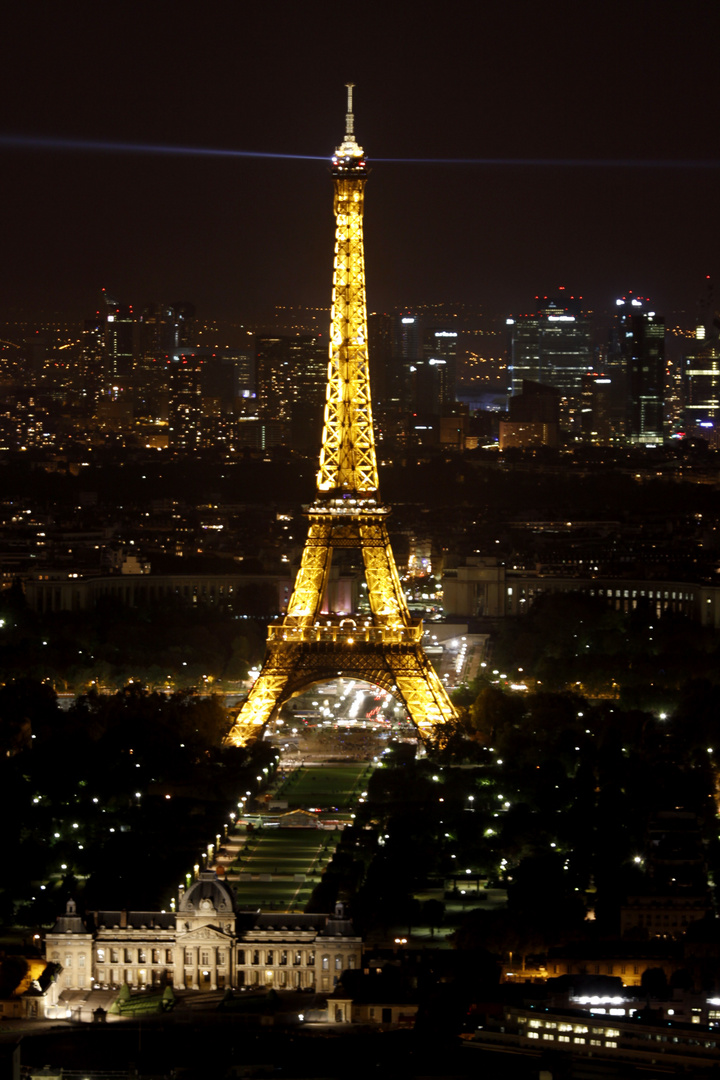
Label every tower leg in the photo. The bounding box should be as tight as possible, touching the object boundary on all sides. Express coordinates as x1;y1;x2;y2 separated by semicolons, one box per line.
285;522;333;625
389;649;458;732
360;521;411;624
223;655;289;746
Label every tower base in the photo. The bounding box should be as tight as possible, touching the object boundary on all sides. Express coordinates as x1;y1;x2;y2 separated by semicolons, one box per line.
224;621;456;746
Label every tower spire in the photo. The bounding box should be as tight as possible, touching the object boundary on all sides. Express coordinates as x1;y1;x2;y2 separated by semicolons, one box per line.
334;83;364;164
345;82;355;138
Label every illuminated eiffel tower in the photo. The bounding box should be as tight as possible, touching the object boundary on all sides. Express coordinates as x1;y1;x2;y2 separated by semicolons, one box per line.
225;86;457;747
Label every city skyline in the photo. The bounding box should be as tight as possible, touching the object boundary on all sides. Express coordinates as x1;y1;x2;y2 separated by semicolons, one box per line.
2;3;720;324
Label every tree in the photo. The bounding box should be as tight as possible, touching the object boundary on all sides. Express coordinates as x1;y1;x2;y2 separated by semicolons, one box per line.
422;898;445;937
641;967;669;997
468;684;523;743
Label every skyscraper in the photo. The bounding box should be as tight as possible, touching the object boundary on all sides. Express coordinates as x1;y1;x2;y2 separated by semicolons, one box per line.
417;327;458;413
614;296;665;445
101;289;134;386
683;280;720;441
79;317;104;405
254;333;327;448
685;336;720;439
254;335;292;446
167;354;203;450
386;312;422;412
139;301;195;362
289;333;327;450
507;292;593;429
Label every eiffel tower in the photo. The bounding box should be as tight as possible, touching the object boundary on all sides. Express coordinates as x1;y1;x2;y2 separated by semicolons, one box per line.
224;86;458;747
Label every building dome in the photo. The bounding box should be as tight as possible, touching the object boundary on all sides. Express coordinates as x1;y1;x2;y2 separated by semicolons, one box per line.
178;871;236;916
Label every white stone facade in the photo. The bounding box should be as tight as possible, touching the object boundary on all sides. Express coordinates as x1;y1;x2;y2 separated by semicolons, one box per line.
45;874;362;995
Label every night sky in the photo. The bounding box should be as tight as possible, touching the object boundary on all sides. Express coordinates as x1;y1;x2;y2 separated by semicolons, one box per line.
3;1;720;324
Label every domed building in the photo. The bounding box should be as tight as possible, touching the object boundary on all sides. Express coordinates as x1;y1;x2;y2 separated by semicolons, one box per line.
45;874;362;995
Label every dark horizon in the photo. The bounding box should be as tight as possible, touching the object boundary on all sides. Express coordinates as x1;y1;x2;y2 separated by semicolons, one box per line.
2;2;719;325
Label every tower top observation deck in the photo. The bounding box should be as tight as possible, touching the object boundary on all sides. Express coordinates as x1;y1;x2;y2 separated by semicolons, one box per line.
332;83;367;176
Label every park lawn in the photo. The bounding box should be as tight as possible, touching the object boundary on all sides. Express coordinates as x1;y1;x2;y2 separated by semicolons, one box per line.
278;764;373;808
235;877;316;911
227;828;340;877
221;763;373;912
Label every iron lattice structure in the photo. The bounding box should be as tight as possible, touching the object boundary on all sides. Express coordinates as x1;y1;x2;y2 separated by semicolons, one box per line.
225;87;458;747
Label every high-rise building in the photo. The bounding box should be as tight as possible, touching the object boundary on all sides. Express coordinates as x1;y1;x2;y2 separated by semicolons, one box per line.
507;292;593;429
367;311;392;403
23;331;53;379
168;354;203;450
79;317;104;406
289;334;327;450
202;349;252;411
139;302;195;362
500;379;560;449
614;296;665;445
580;370;618;443
416;327;458;413
101;289;134;386
289;335;327;405
682;280;720;441
254;333;327;448
684;337;720;439
386;312;422;411
255;336;293;424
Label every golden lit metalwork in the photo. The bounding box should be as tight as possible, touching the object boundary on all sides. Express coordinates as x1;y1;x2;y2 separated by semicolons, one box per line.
224;86;457;747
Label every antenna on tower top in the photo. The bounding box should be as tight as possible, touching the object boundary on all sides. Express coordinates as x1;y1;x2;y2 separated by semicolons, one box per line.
345;83;355;138
333;82;363;167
